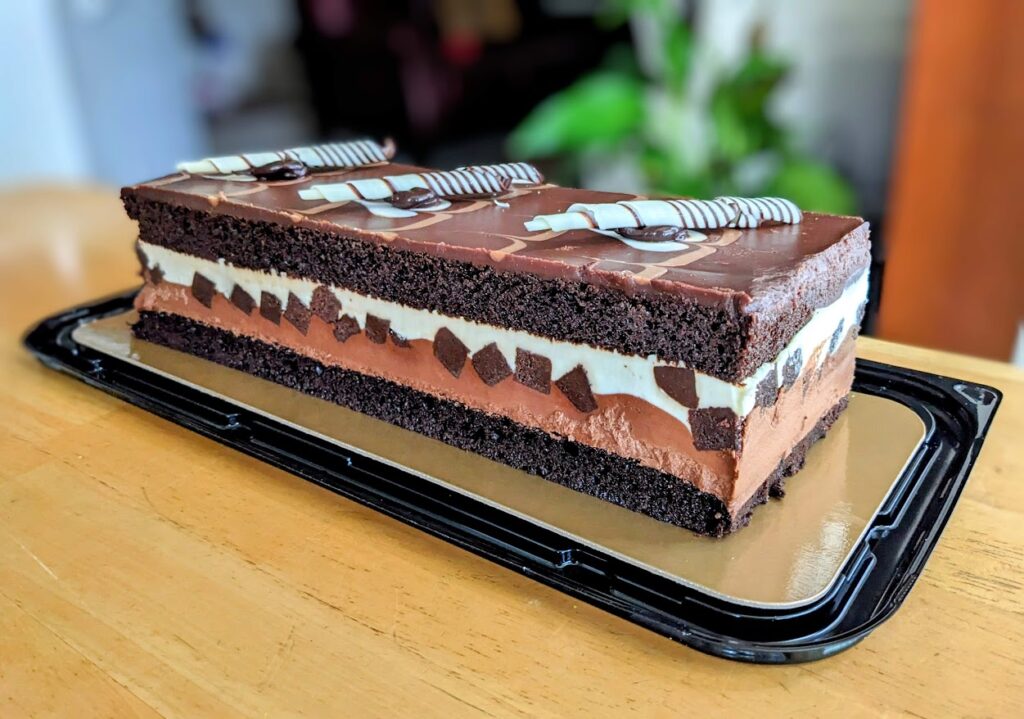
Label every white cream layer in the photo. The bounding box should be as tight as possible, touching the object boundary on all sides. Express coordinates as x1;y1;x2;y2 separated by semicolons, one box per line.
139;241;867;428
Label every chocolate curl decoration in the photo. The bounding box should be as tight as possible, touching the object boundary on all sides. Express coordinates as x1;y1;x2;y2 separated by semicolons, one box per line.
457;162;544;185
716;196;802;227
524;196;802;232
178;138;396;174
299;169;511;202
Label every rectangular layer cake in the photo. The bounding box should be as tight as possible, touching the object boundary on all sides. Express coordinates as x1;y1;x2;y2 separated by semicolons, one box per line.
122;142;870;536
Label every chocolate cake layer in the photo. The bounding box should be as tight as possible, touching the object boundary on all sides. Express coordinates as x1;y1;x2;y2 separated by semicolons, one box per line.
122;164;869;381
132;311;847;536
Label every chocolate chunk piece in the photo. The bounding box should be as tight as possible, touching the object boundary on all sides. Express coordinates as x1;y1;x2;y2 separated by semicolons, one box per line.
229;284;255;315
252;159;308;181
471;343;512;386
653;366;698;408
364;314;390;344
755;370;778;409
134;243;151;281
782;349;803;389
690;408;743;451
135;238;162;285
828;319;846;354
391;187;439;209
434;327;468;377
191;272;216;308
515;349;551;394
333;314;360;342
390;329;410;348
260;291;282;324
284;293;312;334
555;365;598;413
311;286;341;323
618;225;687;243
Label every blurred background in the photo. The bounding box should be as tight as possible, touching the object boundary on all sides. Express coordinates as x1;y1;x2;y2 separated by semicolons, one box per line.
1;0;1021;365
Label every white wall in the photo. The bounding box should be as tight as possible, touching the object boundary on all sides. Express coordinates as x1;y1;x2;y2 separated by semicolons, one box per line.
0;0;207;187
0;2;90;183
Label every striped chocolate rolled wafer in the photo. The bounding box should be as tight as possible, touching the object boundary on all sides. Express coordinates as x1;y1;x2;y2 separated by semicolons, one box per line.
299;169;511;203
178;138;396;175
457;162;544;185
525;199;733;232
524;196;803;233
663;200;736;229
716;196;802;227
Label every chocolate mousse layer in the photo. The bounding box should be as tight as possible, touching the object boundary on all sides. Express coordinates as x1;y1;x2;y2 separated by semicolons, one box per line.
133;308;850;536
122;164;869;381
133;273;858;522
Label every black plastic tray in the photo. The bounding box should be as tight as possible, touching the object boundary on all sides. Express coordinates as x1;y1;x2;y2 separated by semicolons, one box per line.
24;291;1001;663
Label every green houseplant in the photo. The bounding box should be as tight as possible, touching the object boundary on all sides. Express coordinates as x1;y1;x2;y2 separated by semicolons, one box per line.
508;0;856;213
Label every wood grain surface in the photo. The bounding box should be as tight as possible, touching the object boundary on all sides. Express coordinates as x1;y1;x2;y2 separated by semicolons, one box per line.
1;187;1022;718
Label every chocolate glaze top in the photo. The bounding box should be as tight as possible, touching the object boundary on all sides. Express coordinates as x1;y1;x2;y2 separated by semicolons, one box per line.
126;162;869;309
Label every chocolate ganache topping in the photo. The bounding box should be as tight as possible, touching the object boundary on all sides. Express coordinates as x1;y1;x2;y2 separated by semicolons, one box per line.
617;225;688;243
126;157;868;307
252;159;309;182
391;187;440;209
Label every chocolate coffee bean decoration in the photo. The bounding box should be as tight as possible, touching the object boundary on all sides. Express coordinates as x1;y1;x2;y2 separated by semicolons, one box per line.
252;159;308;181
391;187;439;209
617;225;687;242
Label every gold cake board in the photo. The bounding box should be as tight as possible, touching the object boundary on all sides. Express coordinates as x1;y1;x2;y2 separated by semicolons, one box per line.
74;311;925;609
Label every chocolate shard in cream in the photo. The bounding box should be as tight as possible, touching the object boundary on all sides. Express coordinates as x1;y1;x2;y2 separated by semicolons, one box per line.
434;327;469;377
515;349;551;394
364;315;390;345
122;151;870;537
555;365;598;413
230;284;256;315
654;366;699;408
285;293;312;335
333;315;360;343
259;291;282;325
191;273;215;308
311;286;341;323
472;343;512;386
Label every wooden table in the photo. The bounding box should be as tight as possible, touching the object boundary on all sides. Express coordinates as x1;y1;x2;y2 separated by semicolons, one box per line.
2;187;1022;718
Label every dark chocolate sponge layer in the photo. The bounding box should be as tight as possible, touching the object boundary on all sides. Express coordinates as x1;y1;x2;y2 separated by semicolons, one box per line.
133;311;848;536
123;195;867;381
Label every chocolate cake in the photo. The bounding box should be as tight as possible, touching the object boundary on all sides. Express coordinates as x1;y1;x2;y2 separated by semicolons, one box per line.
122;139;870;536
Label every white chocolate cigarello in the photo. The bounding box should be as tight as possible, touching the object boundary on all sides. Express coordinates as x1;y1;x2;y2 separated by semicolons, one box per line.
299;170;510;202
457;162;544;185
178;139;395;174
718;196;802;227
524;197;802;232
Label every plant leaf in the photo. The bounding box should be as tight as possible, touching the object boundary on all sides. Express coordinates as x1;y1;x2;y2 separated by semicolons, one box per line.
709;50;789;161
507;72;645;159
765;157;857;214
663;22;692;91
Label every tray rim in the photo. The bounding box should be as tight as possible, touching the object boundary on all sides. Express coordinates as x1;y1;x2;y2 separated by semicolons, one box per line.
22;290;1003;664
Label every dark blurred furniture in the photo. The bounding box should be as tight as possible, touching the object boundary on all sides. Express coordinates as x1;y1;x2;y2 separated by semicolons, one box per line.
295;0;625;162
